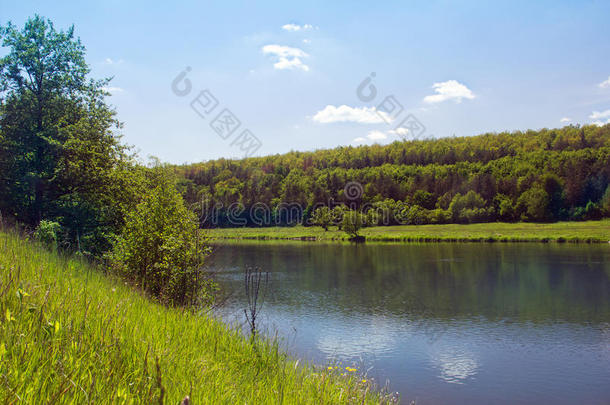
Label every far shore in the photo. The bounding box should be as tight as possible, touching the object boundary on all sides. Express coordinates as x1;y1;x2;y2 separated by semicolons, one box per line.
205;220;610;243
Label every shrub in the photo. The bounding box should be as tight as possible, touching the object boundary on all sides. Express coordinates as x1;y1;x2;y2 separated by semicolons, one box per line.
311;206;332;230
517;186;550;222
341;210;364;238
601;186;610;216
111;170;213;306
33;220;62;250
449;191;487;223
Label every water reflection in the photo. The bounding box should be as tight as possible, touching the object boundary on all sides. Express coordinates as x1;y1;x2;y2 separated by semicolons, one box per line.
210;242;610;404
431;347;479;384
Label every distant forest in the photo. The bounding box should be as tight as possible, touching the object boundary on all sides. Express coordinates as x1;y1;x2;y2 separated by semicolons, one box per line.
175;125;610;227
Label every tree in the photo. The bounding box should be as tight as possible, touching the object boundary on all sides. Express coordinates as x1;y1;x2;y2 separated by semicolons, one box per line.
448;191;488;223
111;167;213;306
0;15;132;255
341;210;364;238
311;206;332;230
600;186;610;216
331;205;349;229
517;186;550;222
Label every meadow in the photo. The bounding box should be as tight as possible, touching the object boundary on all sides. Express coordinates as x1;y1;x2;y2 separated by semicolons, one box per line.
206;220;610;243
0;228;390;404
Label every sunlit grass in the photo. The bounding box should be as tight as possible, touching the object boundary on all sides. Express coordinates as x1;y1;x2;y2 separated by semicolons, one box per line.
206;220;610;243
0;229;392;404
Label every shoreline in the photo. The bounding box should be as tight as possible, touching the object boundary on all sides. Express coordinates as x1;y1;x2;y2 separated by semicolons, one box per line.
205;220;610;244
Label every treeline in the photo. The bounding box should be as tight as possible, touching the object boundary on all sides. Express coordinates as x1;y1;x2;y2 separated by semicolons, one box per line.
176;126;610;227
0;16;210;305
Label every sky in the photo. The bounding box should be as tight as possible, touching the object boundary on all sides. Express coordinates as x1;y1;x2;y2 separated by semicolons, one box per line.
2;0;610;163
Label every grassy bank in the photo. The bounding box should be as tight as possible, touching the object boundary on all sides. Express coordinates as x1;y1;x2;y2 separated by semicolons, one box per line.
206;220;610;243
0;229;388;404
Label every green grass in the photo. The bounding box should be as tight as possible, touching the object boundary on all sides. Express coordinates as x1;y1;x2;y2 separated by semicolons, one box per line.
0;229;390;404
206;220;610;243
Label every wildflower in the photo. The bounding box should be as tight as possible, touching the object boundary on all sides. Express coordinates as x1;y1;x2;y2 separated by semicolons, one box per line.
362;379;367;383
327;366;333;370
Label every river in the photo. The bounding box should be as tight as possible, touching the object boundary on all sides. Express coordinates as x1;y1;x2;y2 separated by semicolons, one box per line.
209;242;610;404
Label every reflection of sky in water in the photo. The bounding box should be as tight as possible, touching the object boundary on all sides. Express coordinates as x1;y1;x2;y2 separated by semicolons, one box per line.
209;242;610;404
316;315;396;358
430;347;479;384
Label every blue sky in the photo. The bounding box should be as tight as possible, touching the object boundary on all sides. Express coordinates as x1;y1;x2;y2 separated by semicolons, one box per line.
2;0;610;163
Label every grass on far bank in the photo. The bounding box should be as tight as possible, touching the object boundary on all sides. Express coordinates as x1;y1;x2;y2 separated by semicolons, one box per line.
206;220;610;243
0;229;391;404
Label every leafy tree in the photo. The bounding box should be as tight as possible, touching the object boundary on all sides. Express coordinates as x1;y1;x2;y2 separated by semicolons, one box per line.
412;190;436;210
494;194;515;221
0;15;133;255
111;168;213;306
311;206;332;230
517;186;550;222
601;186;610;216
448;191;488;223
331;205;349;229
341;210;364;238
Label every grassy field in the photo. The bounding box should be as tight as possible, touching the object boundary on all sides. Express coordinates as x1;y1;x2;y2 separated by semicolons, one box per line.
206;220;610;243
0;229;390;404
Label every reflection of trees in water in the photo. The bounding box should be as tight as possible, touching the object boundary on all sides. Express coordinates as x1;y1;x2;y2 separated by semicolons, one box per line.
210;242;610;324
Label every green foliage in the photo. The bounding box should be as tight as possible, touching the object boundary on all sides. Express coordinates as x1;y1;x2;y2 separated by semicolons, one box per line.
332;205;349;229
448;191;490;223
311;206;332;230
0;15;135;256
0;230;386;404
33;220;61;249
111;169;212;306
518;186;550;222
175;124;610;228
342;210;364;237
601;186;610;215
494;194;516;221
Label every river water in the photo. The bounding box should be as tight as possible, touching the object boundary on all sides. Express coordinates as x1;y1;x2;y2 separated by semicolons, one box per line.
209;242;610;404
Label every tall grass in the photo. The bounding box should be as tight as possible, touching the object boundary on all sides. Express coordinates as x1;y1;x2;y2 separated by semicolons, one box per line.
0;229;392;404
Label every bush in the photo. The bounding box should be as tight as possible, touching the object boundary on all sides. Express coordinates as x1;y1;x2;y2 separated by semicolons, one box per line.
517;186;550;222
601;186;610;216
311;206;332;230
111;170;213;306
449;191;487;223
341;210;364;237
33;220;62;250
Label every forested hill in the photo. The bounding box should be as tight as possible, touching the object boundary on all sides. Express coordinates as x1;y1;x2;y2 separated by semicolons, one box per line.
175;125;610;227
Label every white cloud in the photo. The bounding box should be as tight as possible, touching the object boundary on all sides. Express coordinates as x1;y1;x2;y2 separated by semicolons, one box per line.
589;110;610;126
302;39;311;44
423;80;475;104
592;120;610;126
282;23;313;32
351;130;392;145
598;76;610;89
312;105;391;124
366;130;387;141
388;127;407;136
104;58;124;65
262;44;309;71
560;117;572;123
589;109;610;120
102;86;124;94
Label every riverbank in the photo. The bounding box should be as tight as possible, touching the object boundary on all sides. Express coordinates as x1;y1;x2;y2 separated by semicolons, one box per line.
206;220;610;243
0;229;387;404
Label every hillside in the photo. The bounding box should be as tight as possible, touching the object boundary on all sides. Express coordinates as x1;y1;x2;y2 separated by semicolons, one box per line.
0;229;386;403
175;125;610;227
